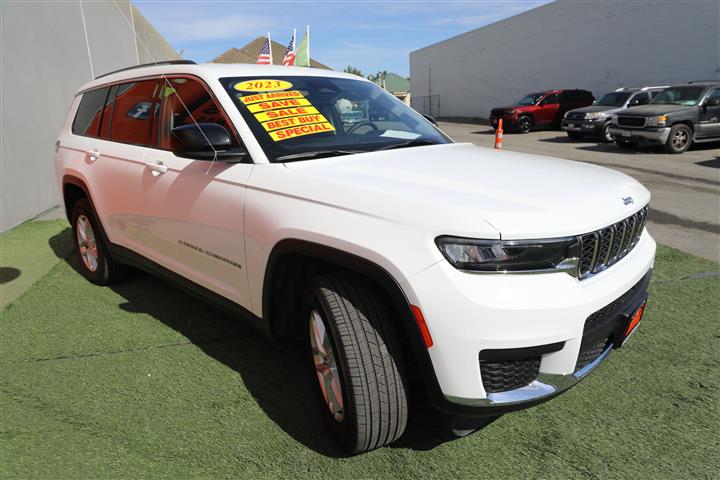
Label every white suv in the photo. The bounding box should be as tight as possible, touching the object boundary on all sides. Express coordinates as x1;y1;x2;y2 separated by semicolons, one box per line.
55;61;656;453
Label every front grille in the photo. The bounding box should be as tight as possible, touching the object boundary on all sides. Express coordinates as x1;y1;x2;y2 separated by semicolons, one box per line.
575;338;609;372
617;116;646;128
577;205;648;279
566;112;586;121
480;357;540;393
584;277;646;330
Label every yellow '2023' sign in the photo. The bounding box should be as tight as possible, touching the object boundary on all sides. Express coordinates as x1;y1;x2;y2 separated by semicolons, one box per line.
234;79;294;92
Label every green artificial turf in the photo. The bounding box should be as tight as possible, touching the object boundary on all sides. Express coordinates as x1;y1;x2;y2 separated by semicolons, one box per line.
0;219;72;310
1;227;718;479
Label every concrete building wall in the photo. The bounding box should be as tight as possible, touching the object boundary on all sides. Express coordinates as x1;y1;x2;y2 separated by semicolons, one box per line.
410;0;720;118
0;1;178;232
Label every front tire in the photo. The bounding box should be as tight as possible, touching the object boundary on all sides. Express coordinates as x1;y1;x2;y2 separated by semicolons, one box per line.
664;124;692;154
307;272;408;454
517;116;533;134
601;121;614;143
70;198;127;285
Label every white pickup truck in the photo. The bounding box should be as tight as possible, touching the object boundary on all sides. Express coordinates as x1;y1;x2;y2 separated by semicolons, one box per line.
56;61;655;453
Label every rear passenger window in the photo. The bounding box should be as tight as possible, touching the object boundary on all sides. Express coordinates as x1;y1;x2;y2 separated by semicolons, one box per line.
72;87;109;137
156;77;235;150
108;79;161;146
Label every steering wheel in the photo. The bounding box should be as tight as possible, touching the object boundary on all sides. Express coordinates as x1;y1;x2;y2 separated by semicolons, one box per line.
347;120;380;135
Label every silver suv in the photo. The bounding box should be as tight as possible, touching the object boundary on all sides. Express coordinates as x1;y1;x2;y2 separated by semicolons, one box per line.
562;87;666;142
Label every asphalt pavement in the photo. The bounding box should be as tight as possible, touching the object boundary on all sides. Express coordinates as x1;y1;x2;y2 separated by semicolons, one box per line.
439;122;720;262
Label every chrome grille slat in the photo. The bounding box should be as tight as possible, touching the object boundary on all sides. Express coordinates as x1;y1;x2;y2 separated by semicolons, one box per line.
577;205;649;279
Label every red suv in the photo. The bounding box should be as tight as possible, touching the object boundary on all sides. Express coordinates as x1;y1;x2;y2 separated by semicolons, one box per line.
490;89;595;133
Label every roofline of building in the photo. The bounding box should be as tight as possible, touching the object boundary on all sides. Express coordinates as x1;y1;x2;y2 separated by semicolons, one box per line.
409;0;554;56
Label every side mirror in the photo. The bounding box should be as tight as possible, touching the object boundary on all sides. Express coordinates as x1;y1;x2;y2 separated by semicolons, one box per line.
706;97;720;107
170;123;247;162
423;114;438;126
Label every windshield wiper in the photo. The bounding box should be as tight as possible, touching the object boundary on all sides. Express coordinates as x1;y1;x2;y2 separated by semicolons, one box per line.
377;139;440;151
275;149;361;162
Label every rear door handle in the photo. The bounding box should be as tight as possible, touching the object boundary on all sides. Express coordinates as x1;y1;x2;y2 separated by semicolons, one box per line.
86;149;100;162
144;160;168;175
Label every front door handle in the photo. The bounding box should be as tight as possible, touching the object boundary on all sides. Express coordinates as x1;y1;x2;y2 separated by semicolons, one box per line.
144;160;168;175
86;149;100;162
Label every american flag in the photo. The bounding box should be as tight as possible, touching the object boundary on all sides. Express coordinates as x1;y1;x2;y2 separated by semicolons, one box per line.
282;32;296;66
257;37;272;65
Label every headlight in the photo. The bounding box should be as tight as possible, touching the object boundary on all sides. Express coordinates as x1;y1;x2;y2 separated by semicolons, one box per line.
585;112;605;120
647;115;668;127
435;236;580;273
611;114;618;124
506;110;516;115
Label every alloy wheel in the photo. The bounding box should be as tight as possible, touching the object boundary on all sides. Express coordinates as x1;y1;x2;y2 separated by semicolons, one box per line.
309;309;344;422
76;214;99;272
519;118;531;133
672;128;689;150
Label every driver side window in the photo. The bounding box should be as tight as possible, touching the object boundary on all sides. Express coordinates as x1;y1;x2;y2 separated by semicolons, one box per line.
157;77;236;150
542;93;558;105
630;92;650;106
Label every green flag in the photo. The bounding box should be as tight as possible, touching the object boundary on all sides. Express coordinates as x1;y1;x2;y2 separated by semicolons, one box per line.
295;28;310;67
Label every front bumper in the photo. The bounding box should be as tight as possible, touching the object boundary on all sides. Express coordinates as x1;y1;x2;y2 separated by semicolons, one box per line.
402;230;656;416
562;118;605;135
608;126;671;143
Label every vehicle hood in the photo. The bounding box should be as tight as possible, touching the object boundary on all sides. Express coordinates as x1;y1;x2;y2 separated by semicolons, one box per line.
618;104;694;116
568;105;619;115
281;143;650;239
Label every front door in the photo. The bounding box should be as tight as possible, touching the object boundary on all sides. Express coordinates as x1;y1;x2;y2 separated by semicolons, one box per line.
697;88;720;139
137;76;254;309
536;93;559;126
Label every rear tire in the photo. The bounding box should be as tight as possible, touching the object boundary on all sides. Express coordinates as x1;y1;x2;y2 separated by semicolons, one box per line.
306;272;408;454
70;198;128;285
566;131;584;140
517;116;533;134
664;124;692;154
615;139;637;150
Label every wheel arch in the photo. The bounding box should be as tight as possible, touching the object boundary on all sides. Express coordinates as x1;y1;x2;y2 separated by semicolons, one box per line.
62;174;90;221
262;238;445;403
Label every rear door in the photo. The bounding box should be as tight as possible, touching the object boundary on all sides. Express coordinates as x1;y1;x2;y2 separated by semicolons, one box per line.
697;87;720;138
536;93;559;125
133;76;254;309
67;80;161;248
91;79;163;249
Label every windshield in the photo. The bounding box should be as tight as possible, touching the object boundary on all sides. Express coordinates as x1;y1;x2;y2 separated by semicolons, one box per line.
515;93;544;105
595;91;631;106
221;76;449;162
650;86;706;106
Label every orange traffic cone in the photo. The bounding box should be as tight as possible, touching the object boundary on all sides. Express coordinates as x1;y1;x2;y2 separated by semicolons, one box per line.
494;119;503;150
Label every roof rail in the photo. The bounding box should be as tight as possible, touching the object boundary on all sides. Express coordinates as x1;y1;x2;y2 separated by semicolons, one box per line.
640;85;668;91
687;80;720;84
95;60;197;79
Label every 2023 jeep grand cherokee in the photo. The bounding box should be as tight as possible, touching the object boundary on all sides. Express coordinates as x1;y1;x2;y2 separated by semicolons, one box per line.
56;61;655;454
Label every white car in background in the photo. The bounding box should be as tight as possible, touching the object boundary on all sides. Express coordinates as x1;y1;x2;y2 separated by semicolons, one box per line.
55;61;656;454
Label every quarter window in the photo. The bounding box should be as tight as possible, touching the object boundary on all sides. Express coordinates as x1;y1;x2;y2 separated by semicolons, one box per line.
108;79;161;146
72;87;110;137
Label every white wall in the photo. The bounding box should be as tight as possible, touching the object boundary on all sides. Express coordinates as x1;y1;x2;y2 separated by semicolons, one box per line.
0;1;178;232
410;0;720;118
